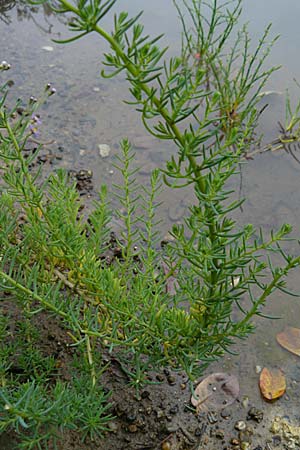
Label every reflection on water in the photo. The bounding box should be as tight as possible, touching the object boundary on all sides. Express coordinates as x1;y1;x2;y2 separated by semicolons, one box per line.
0;0;16;24
15;1;56;34
0;0;52;25
1;0;300;417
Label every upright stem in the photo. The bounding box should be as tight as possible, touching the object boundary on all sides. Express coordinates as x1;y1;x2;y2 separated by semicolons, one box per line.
86;334;96;387
57;0;219;293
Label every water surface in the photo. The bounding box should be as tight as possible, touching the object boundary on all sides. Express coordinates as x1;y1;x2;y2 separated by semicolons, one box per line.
1;0;300;415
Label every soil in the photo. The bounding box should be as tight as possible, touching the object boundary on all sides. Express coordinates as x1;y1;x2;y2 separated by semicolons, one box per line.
1;294;300;450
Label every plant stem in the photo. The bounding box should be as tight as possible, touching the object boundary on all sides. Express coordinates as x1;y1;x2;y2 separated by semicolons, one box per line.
56;0;220;292
0;270;68;319
86;334;96;386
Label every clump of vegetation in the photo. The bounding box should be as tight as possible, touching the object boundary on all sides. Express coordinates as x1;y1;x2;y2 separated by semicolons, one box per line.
1;0;300;447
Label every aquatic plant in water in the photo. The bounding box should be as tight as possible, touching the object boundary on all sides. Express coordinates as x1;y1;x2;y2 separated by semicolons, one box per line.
1;0;300;447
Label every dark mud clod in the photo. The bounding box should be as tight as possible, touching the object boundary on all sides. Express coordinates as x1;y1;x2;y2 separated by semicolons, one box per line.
247;407;264;423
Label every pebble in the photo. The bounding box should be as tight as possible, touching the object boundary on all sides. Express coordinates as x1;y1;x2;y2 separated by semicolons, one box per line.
156;374;165;382
272;434;282;446
235;421;247;431
242;396;249;409
215;429;225;439
167;375;176;385
128;424;138;433
239;429;253;444
220;409;231;419
141;390;150;399
126;413;136;423
247;407;264;423
169;405;178;415
160;232;175;248
156;409;164;419
207;411;218;424
161;441;171;450
98;143;111;157
42;45;54;51
194;427;204;437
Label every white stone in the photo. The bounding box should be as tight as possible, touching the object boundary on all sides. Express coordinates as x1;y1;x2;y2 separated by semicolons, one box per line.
98;144;111;158
255;365;262;374
42;46;54;52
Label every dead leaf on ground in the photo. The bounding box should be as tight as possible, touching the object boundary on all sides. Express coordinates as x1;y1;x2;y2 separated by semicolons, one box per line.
259;367;286;401
276;326;300;356
191;372;239;413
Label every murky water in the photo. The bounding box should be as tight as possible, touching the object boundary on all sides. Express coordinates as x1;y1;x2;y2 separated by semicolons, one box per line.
1;0;300;422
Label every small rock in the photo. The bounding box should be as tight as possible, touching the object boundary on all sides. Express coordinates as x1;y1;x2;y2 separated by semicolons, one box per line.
242;396;249;409
156;409;164;419
141;390;150;399
93;87;100;92
239;429;253;444
235;421;246;431
255;365;262;374
169;405;178;415
240;442;250;450
207;411;218;424
128;424;138;433
98;143;111;157
195;426;205;437
167;375;176;385
220;409;231;419
160;232;175;248
42;46;54;51
156;374;165;382
126;413;136;423
215;429;225;439
161;441;171;450
247;407;264;423
272;434;282;446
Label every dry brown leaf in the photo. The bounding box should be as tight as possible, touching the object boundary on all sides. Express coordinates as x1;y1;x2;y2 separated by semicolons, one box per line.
259;367;286;400
276;326;300;356
191;372;239;413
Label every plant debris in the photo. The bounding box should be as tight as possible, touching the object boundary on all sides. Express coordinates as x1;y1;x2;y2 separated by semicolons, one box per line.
276;326;300;356
259;367;286;400
191;372;239;413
